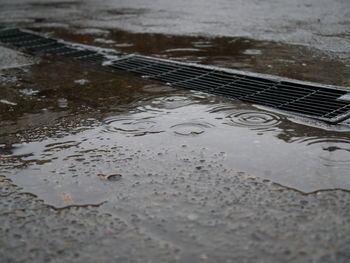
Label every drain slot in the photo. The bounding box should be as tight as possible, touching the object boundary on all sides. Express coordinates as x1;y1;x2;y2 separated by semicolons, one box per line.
1;28;350;124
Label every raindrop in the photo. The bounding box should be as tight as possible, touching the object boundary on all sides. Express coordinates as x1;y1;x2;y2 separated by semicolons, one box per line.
102;115;163;136
150;95;195;110
291;137;350;167
171;122;214;136
223;110;281;130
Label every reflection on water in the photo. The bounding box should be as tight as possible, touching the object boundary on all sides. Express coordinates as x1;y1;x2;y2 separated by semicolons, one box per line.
1;28;350;208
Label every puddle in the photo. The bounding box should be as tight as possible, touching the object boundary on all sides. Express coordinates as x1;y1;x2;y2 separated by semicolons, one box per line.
2;90;350;208
1;28;350;208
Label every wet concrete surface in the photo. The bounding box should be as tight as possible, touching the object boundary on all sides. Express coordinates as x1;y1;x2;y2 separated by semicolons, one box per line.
1;1;350;262
1;0;350;63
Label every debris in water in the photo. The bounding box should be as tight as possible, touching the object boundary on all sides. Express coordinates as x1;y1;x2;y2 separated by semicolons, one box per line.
62;193;74;204
97;173;122;181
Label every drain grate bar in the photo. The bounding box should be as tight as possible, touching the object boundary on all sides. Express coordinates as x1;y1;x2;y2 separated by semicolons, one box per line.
1;28;350;124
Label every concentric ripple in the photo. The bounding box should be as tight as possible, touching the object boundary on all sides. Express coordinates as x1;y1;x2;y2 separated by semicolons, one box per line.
294;136;350;167
223;110;281;130
171;122;214;136
102;116;163;136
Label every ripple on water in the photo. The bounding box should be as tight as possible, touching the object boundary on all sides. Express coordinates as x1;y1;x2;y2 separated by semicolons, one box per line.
171;122;214;136
294;137;350;167
150;95;196;110
210;106;281;131
102;116;163;136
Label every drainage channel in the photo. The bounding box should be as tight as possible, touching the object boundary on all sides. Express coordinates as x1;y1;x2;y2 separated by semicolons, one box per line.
1;28;350;124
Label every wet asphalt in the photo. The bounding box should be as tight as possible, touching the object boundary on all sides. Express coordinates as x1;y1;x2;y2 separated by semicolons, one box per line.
1;1;350;262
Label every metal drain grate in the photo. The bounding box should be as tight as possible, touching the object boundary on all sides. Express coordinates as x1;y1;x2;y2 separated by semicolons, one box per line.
0;28;116;64
1;28;350;124
108;56;350;122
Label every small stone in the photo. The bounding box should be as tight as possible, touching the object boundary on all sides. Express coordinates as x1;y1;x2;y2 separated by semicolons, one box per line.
107;174;122;181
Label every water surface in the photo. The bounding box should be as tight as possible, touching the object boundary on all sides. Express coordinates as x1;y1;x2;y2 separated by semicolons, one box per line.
0;28;350;208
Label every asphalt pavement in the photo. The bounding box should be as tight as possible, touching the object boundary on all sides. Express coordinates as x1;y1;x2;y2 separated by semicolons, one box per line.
1;1;350;262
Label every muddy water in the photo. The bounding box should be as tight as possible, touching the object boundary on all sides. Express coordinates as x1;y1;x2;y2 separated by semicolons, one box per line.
1;28;350;207
46;28;350;86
